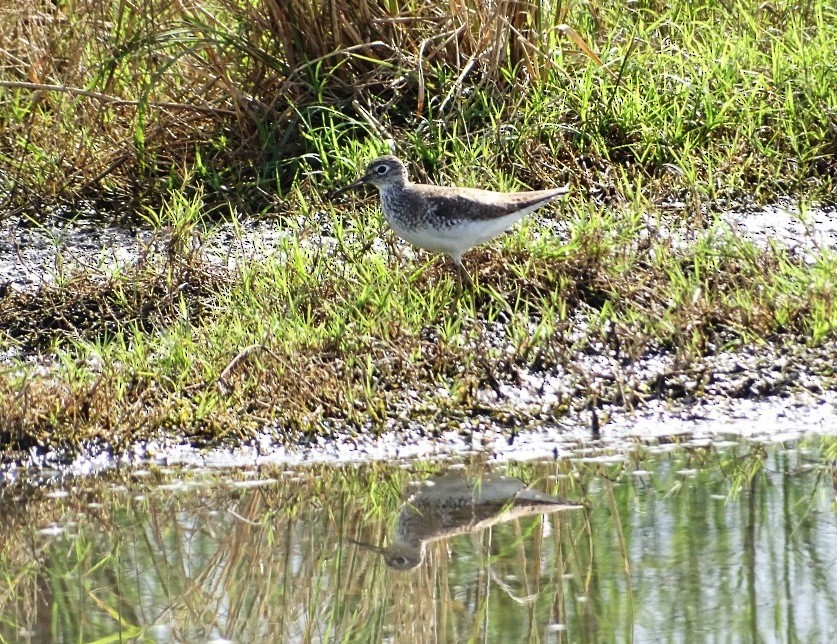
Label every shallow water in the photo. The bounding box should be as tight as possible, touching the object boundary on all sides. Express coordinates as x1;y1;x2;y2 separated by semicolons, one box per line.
1;438;834;642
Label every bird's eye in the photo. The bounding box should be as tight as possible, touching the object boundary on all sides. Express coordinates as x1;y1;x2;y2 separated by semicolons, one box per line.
393;556;407;565
376;165;389;174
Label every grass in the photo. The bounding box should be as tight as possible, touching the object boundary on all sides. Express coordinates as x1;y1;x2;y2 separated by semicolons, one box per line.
0;0;835;458
0;191;834;454
0;0;834;212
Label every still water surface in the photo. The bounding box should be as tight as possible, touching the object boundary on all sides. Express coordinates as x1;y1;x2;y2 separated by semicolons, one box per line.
1;439;835;642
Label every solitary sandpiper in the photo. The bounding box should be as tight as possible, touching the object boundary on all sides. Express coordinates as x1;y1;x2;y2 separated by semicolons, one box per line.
329;155;569;284
351;472;581;571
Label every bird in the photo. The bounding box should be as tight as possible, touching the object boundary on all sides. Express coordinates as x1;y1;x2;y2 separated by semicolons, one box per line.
329;155;569;285
351;472;581;571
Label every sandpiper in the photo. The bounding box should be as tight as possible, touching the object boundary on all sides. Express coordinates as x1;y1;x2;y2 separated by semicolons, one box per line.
352;472;581;571
329;155;569;284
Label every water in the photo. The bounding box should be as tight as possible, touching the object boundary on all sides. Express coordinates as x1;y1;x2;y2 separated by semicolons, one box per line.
1;439;834;642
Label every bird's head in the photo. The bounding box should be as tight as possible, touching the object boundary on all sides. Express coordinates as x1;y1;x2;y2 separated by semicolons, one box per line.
329;155;408;198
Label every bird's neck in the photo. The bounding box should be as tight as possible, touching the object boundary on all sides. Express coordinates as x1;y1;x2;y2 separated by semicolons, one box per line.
379;180;407;195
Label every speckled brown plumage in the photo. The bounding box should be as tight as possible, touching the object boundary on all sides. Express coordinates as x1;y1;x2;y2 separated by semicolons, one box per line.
330;155;569;283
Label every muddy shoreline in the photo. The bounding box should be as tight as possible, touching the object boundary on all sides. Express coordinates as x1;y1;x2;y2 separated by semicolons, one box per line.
4;385;834;484
2;199;835;295
1;200;835;473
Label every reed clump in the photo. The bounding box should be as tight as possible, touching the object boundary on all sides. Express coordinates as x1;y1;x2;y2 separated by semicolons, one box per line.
0;0;588;211
1;0;833;213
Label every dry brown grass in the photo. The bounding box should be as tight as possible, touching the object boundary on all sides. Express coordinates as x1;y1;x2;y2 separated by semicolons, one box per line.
0;257;221;351
0;0;583;210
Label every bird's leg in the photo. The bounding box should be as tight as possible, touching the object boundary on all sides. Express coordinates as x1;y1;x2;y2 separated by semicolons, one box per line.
454;258;474;290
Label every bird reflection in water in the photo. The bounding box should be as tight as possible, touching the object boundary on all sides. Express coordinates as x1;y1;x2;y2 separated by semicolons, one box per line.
352;471;581;571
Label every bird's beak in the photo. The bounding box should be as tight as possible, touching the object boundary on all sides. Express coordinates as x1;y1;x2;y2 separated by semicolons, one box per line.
328;173;372;200
348;538;386;554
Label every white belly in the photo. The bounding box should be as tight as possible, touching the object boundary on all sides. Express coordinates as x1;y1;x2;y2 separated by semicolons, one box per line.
388;210;529;260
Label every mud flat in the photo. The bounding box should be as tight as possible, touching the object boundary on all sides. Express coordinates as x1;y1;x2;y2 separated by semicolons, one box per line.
0;200;834;469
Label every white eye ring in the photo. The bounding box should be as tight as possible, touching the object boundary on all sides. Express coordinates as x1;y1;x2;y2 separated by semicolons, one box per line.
376;165;389;174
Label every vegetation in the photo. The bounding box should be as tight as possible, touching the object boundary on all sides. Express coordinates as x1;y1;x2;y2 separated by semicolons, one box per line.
0;0;835;458
1;0;834;210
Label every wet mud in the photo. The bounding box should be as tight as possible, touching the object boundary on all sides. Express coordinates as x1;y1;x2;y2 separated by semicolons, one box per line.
0;201;835;472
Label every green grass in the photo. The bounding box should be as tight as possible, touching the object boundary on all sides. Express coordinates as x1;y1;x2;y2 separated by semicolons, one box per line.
0;187;834;453
0;0;834;211
0;1;835;456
